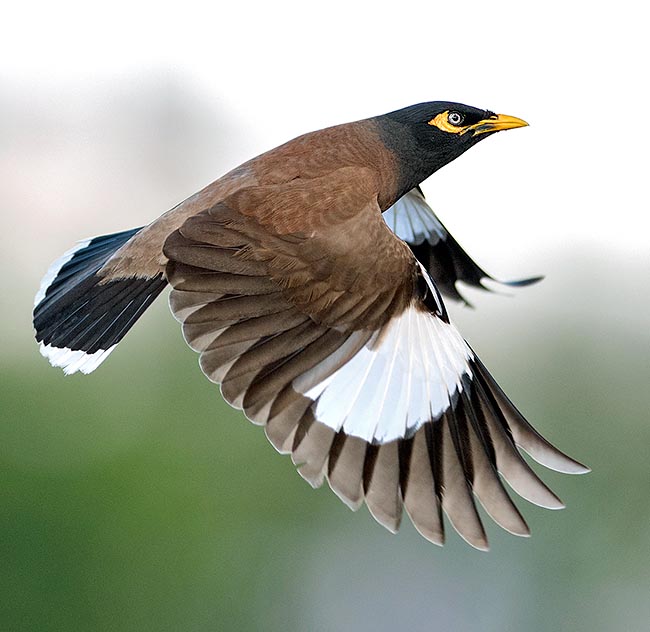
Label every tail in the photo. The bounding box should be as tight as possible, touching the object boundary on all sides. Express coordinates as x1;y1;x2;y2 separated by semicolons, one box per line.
33;228;167;375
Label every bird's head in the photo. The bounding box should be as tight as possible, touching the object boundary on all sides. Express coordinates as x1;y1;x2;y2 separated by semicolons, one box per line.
375;101;528;199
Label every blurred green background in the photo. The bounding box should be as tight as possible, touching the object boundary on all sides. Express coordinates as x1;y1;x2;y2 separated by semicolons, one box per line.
2;75;650;631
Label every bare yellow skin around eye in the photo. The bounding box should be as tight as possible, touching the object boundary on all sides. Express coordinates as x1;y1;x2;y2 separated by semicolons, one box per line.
427;111;464;134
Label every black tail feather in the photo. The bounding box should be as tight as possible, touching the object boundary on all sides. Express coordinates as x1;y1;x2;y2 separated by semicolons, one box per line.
33;228;167;374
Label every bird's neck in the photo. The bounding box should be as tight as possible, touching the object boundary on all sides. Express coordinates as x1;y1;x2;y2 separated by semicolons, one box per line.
371;117;453;207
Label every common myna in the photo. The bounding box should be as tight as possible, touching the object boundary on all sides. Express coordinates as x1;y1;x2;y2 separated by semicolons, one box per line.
33;101;588;549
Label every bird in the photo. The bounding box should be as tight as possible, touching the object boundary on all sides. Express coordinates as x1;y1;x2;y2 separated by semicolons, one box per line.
33;101;589;550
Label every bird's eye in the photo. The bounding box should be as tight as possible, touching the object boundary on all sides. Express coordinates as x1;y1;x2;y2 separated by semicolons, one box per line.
448;111;464;126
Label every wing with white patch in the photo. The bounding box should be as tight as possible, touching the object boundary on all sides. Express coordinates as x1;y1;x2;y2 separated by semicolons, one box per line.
383;188;543;305
163;182;588;550
300;300;472;444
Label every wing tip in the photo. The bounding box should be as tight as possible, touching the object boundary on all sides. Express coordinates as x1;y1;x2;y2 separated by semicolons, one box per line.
516;434;591;475
499;274;545;288
467;536;490;552
451;522;490;551
330;486;364;511
367;508;402;534
535;454;591;476
416;528;445;547
296;465;326;489
539;448;591;475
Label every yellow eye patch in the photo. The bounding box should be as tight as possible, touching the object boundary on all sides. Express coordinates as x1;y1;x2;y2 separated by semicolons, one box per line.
427;111;465;134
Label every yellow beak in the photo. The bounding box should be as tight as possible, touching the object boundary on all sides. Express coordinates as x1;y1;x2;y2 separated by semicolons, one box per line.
464;113;529;137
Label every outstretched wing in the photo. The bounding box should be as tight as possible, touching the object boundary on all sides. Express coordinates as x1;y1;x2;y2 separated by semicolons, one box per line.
383;188;542;305
164;168;587;549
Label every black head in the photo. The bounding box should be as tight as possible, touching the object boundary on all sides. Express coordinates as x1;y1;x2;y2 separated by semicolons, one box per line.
374;101;528;202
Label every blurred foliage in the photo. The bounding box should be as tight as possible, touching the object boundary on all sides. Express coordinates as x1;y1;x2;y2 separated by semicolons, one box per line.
2;264;650;632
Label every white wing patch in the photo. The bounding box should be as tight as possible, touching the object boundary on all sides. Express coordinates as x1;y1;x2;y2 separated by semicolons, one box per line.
295;304;473;444
382;188;446;246
34;238;92;307
39;343;117;375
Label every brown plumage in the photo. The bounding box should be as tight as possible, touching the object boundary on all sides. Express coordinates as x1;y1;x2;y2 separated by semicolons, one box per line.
33;101;589;549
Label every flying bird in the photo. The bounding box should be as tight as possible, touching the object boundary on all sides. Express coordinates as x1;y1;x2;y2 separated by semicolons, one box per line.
33;101;588;549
